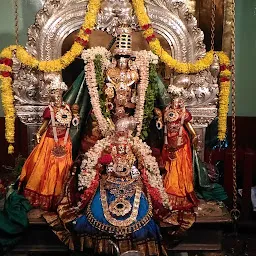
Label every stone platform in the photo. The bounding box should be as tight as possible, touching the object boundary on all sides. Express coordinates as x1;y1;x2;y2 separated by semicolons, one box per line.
7;201;231;256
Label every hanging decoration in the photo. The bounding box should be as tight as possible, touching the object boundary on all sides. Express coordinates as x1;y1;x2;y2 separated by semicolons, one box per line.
131;0;215;74
0;0;232;153
217;52;231;141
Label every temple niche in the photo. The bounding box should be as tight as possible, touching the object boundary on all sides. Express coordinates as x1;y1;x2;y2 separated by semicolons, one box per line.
0;0;234;255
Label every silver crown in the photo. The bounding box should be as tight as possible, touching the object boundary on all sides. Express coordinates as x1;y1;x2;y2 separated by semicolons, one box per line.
113;26;132;56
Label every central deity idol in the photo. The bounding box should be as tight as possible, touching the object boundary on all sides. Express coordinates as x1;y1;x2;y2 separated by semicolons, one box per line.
105;26;139;121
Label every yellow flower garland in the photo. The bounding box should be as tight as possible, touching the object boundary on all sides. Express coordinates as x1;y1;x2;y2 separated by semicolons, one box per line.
216;52;231;141
0;76;15;154
131;0;216;73
0;0;101;153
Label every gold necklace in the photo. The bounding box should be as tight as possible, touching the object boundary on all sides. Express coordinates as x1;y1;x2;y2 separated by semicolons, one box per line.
106;175;138;185
100;181;141;227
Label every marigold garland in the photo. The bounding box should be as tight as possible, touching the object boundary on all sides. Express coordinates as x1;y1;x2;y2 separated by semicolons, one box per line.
131;0;215;74
216;52;231;141
0;76;15;154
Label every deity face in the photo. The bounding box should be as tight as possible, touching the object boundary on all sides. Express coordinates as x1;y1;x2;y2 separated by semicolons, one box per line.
107;162;114;173
172;97;184;109
51;89;63;107
118;57;129;70
71;104;79;114
131;166;140;178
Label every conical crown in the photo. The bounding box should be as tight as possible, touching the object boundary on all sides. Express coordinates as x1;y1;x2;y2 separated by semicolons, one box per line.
113;26;132;56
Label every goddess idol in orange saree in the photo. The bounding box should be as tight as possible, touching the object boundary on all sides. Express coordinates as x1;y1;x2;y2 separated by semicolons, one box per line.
19;79;73;211
155;96;199;233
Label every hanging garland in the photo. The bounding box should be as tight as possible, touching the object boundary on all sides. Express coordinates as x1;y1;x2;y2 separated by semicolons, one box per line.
0;57;15;154
0;0;231;153
217;52;231;141
94;55;110;119
141;63;159;140
131;0;215;74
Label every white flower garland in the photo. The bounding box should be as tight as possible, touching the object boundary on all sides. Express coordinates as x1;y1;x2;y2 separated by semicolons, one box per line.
82;47;113;136
78;137;111;190
134;53;150;136
83;49;158;137
132;137;171;209
85;58;111;136
78;134;171;210
133;50;159;64
82;46;111;67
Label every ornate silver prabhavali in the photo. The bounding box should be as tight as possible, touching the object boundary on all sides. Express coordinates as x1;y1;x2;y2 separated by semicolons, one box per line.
12;0;219;157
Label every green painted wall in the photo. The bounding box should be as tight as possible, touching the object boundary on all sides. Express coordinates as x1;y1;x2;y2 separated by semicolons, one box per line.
235;0;256;116
0;0;255;116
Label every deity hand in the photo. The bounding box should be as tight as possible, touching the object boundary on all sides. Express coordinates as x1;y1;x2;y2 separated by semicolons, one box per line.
192;135;199;149
36;133;41;144
36;119;49;144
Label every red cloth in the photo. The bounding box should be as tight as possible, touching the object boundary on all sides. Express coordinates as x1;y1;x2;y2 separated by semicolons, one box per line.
43;107;51;120
185;110;192;122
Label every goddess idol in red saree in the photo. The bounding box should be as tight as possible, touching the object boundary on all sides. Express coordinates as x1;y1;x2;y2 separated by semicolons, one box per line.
155;95;199;233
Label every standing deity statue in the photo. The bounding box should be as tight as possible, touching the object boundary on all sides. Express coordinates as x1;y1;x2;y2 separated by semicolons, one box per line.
105;26;139;121
80;25;146;150
46;117;177;255
154;93;199;232
19;78;75;211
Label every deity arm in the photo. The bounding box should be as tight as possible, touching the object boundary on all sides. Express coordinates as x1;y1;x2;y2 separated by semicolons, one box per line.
154;107;163;120
154;108;164;130
185;121;198;148
36;120;50;144
106;73;118;87
127;70;139;86
127;80;137;87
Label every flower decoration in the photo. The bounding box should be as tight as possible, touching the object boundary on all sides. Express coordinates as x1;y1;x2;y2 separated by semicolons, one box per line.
78;134;172;211
98;154;113;165
0;56;15;154
0;0;232;154
131;0;215;74
216;51;231;141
